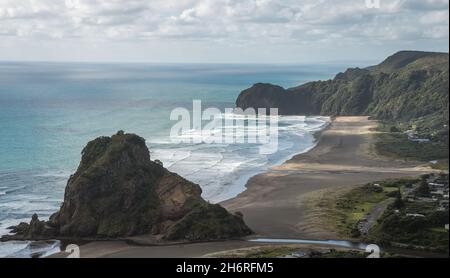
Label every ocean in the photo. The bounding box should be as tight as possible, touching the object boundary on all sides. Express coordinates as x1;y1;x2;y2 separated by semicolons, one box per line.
0;62;342;257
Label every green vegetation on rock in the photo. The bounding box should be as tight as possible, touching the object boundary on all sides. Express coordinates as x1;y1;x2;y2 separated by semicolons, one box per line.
3;131;252;241
236;51;449;145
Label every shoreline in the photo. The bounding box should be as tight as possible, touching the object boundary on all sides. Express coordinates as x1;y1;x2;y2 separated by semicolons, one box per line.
3;116;436;258
221;116;434;240
0;116;330;258
210;116;331;204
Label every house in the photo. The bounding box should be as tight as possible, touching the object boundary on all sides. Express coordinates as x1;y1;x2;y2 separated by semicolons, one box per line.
406;213;425;218
430;190;445;199
439;200;449;209
417;197;436;203
429;183;445;188
405;130;430;142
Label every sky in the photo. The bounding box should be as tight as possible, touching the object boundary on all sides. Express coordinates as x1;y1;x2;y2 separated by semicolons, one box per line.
0;0;449;64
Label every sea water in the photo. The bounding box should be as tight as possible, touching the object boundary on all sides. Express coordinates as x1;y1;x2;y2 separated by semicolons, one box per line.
0;62;342;257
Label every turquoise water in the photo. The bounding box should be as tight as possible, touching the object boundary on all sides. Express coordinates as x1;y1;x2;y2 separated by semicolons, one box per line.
0;62;341;171
0;62;343;256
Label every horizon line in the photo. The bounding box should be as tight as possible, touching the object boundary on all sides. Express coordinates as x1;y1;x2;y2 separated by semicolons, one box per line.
0;58;381;66
1;50;447;67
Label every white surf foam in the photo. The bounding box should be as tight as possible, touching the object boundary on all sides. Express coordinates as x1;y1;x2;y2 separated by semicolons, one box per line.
151;115;330;203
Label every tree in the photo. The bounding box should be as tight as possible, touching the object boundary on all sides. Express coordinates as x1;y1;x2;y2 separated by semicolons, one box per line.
392;195;404;209
415;181;430;197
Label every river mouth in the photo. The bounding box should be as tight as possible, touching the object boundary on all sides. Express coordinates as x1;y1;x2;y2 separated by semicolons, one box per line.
248;238;369;250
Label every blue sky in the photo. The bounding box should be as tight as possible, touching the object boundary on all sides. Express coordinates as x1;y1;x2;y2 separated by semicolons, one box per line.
0;0;448;63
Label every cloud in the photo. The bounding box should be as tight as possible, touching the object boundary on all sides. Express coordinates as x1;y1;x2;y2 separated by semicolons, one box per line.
0;0;448;62
399;0;449;11
0;0;448;41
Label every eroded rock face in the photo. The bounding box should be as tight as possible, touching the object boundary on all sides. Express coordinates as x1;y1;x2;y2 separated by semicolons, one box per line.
4;131;251;241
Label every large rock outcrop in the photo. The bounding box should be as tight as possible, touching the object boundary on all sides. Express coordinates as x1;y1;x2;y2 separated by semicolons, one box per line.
4;131;251;241
236;51;449;141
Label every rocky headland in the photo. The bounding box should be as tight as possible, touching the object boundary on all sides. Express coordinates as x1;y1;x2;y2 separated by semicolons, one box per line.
236;51;449;142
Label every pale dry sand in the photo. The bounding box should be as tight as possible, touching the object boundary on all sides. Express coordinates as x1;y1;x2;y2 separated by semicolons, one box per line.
50;116;433;258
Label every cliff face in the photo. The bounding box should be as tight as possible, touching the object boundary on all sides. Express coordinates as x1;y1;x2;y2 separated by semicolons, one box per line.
5;131;251;241
236;51;449;140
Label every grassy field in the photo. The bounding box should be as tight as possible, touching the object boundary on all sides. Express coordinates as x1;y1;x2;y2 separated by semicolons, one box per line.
207;244;404;258
338;186;385;236
244;247;298;258
375;132;449;163
322;182;402;238
206;245;368;258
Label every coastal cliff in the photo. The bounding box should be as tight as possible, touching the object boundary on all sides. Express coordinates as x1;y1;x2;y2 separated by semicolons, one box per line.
3;131;251;241
236;51;449;141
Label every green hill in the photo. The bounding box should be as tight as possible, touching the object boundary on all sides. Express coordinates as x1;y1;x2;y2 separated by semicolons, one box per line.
236;51;449;142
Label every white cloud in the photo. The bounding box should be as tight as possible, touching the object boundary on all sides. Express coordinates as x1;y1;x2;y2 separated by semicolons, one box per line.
399;0;449;11
0;0;448;62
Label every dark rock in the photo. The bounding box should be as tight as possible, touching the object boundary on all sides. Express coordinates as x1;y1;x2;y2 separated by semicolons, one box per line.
235;83;293;114
3;132;252;241
7;222;29;234
164;204;250;241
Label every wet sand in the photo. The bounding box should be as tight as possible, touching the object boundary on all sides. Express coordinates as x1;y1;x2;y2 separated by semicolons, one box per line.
50;116;432;258
221;116;431;239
